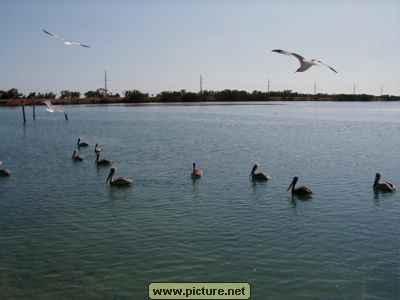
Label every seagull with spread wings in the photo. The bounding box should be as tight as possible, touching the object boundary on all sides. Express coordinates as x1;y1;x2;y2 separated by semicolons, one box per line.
272;49;337;73
42;29;91;48
43;100;68;120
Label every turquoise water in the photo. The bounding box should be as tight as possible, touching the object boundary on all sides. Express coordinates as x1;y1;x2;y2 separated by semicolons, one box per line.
0;101;399;299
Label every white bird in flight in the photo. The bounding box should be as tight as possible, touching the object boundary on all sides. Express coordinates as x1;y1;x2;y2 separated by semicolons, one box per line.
272;49;337;73
43;100;68;120
42;29;91;48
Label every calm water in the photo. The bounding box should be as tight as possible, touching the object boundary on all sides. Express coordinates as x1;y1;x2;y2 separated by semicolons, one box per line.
0;101;399;299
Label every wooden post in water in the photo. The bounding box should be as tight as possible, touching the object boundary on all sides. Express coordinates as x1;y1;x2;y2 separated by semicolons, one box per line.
32;100;36;121
21;100;26;123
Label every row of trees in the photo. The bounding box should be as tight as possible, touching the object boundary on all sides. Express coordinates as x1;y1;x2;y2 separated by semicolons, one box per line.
0;88;57;99
0;88;398;102
0;88;115;99
122;89;398;102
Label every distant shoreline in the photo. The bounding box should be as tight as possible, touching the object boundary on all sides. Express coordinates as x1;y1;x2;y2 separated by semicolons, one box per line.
1;95;399;107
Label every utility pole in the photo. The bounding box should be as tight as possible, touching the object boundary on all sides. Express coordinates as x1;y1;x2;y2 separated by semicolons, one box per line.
313;81;317;95
104;70;108;96
267;78;270;95
353;83;356;95
200;74;203;93
380;86;383;96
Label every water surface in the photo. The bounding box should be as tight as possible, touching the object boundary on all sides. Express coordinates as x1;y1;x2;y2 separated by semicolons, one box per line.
1;101;399;299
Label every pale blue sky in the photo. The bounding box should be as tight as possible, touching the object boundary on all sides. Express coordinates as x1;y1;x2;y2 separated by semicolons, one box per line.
1;0;399;96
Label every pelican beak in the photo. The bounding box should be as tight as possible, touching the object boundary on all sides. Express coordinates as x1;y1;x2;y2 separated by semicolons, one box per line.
287;181;294;191
106;173;112;183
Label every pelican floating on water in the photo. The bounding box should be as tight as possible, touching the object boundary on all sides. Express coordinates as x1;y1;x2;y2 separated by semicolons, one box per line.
72;150;84;161
96;152;112;166
287;176;312;196
77;137;89;147
94;143;101;154
106;167;133;186
250;163;271;181
43;100;68;120
373;172;396;192
272;49;337;73
191;163;203;179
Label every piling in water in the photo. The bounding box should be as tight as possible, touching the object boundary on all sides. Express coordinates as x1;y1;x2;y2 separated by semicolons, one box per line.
33;100;36;121
21;100;26;123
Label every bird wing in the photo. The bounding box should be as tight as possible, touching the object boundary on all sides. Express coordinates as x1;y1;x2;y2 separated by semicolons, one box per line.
78;42;91;48
43;100;65;113
42;29;64;40
43;100;55;110
272;49;305;61
67;40;89;47
314;60;338;73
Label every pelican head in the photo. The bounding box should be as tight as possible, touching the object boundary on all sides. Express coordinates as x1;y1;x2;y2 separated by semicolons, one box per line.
95;143;101;153
77;137;81;145
374;172;382;182
72;150;77;158
287;176;299;191
106;167;117;183
250;163;259;177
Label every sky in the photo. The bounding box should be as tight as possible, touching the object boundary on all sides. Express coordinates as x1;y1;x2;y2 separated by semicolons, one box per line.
1;0;399;96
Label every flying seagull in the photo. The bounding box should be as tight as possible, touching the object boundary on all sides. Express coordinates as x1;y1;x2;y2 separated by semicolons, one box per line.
43;100;68;120
272;49;337;73
42;29;90;48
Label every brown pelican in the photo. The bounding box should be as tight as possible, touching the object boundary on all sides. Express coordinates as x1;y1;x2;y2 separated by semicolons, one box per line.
287;176;312;196
94;143;101;154
77;137;89;147
191;163;203;179
0;168;11;176
96;152;112;166
373;172;396;192
72;150;84;161
250;163;272;181
106;167;133;186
